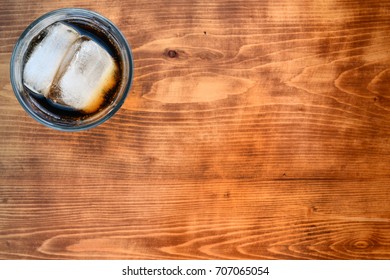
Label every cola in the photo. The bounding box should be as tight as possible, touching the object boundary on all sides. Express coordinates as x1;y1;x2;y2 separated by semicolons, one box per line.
10;9;132;130
24;20;123;121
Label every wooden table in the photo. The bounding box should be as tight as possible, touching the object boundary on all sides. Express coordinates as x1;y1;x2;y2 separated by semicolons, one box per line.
1;0;390;260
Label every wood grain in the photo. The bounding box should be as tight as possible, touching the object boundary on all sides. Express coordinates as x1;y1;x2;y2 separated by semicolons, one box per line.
1;0;390;259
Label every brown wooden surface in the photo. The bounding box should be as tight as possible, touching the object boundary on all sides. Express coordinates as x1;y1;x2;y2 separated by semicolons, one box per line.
1;0;390;260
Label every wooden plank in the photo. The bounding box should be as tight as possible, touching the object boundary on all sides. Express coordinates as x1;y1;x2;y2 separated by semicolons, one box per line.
0;0;390;259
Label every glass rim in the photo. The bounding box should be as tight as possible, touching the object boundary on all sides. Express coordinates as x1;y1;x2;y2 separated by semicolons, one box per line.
10;8;133;132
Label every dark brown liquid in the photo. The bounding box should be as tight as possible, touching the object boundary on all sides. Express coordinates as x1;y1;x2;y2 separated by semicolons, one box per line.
23;20;123;125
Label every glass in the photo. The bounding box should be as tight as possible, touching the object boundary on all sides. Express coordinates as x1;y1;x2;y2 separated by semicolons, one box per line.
10;8;133;131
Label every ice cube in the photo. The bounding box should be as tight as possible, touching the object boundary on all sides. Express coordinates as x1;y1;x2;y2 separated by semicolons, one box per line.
23;22;79;96
51;39;118;113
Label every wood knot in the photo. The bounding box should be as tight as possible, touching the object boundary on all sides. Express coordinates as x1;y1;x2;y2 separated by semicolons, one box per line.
353;240;370;249
307;205;318;215
167;50;177;58
349;238;376;251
